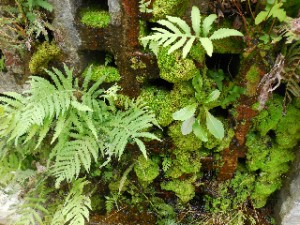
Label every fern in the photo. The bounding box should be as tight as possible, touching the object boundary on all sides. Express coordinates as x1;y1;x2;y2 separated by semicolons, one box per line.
141;6;243;57
26;0;53;12
101;100;160;165
51;179;91;225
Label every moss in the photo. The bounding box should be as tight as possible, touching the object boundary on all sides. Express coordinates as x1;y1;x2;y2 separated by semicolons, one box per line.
168;122;202;151
255;95;300;148
130;56;147;70
213;38;244;54
83;64;121;83
157;47;200;83
189;43;206;63
80;9;110;28
245;132;295;208
138;83;196;127
165;149;201;178
161;180;195;203
134;156;160;185
245;65;261;96
152;0;189;21
29;42;61;74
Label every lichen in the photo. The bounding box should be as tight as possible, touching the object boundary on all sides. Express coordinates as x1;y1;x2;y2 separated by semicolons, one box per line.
80;9;110;28
161;179;195;203
83;64;121;83
29;42;61;74
157;47;200;83
134;155;160;185
152;0;189;21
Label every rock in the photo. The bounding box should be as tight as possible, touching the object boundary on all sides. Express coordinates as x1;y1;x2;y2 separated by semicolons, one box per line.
108;0;122;26
276;147;300;225
0;72;28;93
0;185;23;225
48;0;84;73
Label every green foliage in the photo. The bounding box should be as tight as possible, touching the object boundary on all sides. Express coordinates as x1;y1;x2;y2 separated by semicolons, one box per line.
25;0;53;12
161;180;195;203
142;6;243;57
0;64;159;224
172;74;225;141
80;9;110;28
51;179;91;225
29;42;61;74
255;2;287;25
83;64;121;83
139;0;152;13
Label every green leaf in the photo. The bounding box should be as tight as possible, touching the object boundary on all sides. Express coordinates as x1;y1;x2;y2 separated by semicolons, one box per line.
182;37;196;58
205;90;220;104
210;28;243;40
192;120;208;142
200;37;213;57
191;6;201;36
71;101;92;112
202;14;217;37
255;11;269;25
181;116;195;135
172;103;198;121
205;111;224;140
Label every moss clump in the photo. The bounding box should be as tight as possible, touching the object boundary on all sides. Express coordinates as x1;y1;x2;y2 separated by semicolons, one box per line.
138;83;196;127
29;42;61;74
81;10;110;28
168;122;202;151
246;133;295;208
157;47;200;83
161;180;195;203
152;0;189;21
139;87;174;127
83;64;120;83
165;149;201;178
134;156;160;185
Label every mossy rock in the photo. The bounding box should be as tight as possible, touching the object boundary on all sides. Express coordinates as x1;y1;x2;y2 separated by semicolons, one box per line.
157;47;200;83
83;64;121;83
29;42;61;74
81;9;110;28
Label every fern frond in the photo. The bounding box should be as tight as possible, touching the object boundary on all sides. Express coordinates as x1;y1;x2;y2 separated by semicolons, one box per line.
51;129;99;187
51;179;91;225
103;100;160;161
141;6;243;58
191;6;201;36
202;14;217;37
210;28;243;40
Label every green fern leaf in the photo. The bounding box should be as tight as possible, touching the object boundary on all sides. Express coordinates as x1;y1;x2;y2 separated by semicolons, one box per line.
157;19;182;34
200;37;213;57
210;28;243;40
166;16;191;34
202;14;217;37
168;36;187;54
182;36;196;58
191;6;201;36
